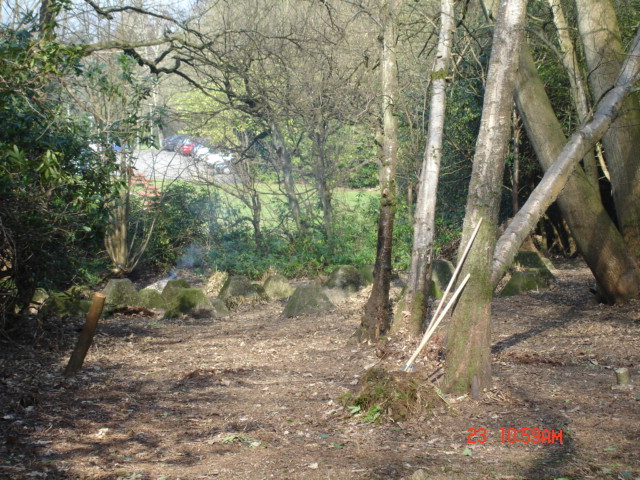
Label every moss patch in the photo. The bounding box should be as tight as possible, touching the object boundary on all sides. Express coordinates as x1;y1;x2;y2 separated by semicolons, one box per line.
515;252;555;280
515;251;549;269
48;293;92;317
358;265;375;286
343;368;442;422
139;288;167;309
282;285;333;317
218;276;260;300
102;279;141;312
161;279;192;302
429;259;454;299
210;298;230;317
324;265;361;293
500;270;550;296
164;288;215;319
263;274;294;299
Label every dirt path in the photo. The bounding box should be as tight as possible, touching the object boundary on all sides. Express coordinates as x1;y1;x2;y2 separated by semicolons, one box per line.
1;259;639;479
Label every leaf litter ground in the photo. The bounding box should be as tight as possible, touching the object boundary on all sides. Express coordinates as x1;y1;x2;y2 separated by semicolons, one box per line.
1;258;639;479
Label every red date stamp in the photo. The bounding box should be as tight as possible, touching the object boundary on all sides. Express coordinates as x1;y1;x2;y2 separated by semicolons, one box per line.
467;428;563;444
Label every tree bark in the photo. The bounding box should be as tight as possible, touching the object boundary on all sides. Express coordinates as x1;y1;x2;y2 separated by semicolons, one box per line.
576;0;640;261
547;0;599;192
444;0;528;395
491;29;640;297
356;0;402;342
508;45;640;303
405;0;456;335
511;109;521;212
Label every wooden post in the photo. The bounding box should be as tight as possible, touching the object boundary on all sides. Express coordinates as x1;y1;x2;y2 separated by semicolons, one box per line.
615;367;631;385
64;293;106;376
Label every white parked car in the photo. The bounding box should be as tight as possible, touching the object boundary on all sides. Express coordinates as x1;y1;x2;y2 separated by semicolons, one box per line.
192;143;211;157
204;152;233;174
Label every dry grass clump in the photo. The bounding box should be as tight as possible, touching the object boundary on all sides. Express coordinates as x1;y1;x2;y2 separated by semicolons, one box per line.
343;368;443;422
204;271;228;297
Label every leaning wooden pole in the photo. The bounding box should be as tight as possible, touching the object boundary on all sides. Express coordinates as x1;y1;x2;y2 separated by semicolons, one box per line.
426;218;483;334
403;274;470;371
64;293;106;376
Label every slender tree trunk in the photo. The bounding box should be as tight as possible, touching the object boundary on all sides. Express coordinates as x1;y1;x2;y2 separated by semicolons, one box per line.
356;0;402;342
319;177;332;241
511;109;521;213
491;30;640;296
104;191;129;275
547;0;600;192
250;192;263;250
104;153;160;276
509;45;640;303
444;0;528;395
405;0;456;335
38;0;54;39
576;0;640;261
271;122;303;234
312;131;333;244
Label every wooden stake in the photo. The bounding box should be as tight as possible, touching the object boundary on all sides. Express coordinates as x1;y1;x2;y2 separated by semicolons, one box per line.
425;218;483;334
403;274;470;371
64;293;106;376
402;219;483;372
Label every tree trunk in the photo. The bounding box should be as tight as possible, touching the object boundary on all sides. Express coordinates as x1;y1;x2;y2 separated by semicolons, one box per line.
104;153;159;276
491;30;640;298
312;131;333;245
38;0;55;39
547;0;599;192
576;1;640;261
509;45;640;303
250;191;264;250
405;0;456;335
319;176;332;242
444;0;528;395
105;189;130;276
511;109;521;213
356;0;402;343
271;122;303;235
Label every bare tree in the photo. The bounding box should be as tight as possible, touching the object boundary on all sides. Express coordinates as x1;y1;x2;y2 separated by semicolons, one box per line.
355;0;403;342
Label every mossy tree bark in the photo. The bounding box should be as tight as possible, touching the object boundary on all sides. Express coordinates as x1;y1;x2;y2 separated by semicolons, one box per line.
443;0;528;395
491;30;640;294
511;45;640;303
405;0;456;336
576;0;640;261
356;0;402;342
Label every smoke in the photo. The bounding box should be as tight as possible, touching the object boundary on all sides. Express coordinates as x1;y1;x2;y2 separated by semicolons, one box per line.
143;246;199;292
176;243;205;269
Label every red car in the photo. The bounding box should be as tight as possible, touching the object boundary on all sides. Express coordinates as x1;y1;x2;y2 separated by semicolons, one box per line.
179;138;204;156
